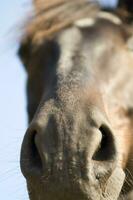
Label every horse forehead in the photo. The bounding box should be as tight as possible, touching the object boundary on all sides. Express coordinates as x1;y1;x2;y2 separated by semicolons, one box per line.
55;24;106;102
56;26;101;77
57;27;82;75
56;18;122;73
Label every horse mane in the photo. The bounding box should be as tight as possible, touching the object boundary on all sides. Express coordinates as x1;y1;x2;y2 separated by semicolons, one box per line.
24;0;100;43
21;0;133;45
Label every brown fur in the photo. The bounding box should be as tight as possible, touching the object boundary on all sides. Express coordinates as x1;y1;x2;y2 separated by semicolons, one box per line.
19;1;133;200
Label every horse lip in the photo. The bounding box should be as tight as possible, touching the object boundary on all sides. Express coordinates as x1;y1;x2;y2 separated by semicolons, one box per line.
23;168;125;200
101;167;125;200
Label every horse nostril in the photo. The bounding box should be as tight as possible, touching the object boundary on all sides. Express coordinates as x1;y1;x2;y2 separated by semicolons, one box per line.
21;129;43;176
92;124;116;161
30;131;43;170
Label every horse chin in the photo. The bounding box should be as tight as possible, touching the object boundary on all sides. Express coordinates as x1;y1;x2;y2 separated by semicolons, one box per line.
27;168;125;200
28;184;101;200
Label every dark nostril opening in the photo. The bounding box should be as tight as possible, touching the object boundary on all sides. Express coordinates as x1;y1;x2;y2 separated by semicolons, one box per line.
92;124;116;161
28;131;43;173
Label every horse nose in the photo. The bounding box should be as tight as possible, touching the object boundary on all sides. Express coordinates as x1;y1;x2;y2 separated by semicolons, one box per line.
20;114;116;182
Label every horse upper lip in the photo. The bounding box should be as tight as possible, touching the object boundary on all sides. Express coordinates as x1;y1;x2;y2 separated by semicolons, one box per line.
101;168;125;200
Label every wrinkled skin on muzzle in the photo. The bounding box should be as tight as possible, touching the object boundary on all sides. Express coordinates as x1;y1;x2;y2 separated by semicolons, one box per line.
101;168;125;200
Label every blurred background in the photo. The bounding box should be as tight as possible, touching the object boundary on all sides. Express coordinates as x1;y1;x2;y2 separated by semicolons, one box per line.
0;0;31;199
0;0;118;200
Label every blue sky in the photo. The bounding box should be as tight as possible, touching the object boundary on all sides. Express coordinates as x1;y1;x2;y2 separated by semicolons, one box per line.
0;1;31;199
0;0;118;200
98;0;118;7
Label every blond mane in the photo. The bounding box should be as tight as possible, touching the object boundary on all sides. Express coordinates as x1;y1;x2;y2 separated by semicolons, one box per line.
24;0;99;43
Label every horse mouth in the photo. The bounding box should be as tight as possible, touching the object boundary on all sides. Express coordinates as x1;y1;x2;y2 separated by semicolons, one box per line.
27;168;125;200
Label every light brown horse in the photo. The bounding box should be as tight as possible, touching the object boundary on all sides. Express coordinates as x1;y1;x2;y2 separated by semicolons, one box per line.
19;0;133;199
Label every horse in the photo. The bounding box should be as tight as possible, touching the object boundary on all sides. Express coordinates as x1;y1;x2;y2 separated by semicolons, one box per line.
18;0;133;199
